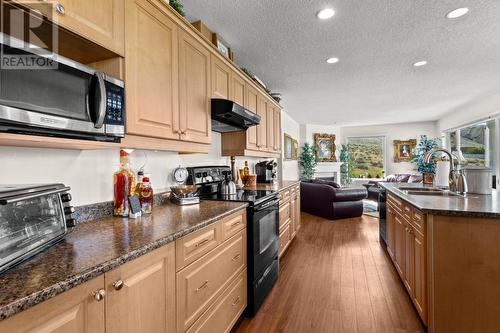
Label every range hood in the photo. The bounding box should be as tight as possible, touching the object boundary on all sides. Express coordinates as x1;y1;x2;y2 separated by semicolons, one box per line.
211;99;261;133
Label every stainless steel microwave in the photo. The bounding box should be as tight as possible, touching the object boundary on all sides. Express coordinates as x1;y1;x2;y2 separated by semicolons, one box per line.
0;33;125;142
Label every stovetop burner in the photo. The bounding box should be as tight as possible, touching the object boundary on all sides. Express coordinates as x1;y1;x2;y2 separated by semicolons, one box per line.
199;189;277;206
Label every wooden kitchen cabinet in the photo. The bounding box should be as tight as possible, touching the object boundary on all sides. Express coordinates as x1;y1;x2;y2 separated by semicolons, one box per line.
394;213;405;277
404;220;415;297
273;108;282;153
0;276;105;333
386;205;395;259
231;73;246;106
245;84;259;151
256;95;268;151
267;105;275;153
105;242;176;333
413;228;427;323
178;29;211;144
13;0;125;55
211;57;231;99
125;0;179;140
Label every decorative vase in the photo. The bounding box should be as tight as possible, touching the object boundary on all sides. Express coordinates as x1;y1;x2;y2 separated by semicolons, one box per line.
423;173;434;185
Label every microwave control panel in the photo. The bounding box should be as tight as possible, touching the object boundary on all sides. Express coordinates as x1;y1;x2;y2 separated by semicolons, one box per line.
105;82;124;125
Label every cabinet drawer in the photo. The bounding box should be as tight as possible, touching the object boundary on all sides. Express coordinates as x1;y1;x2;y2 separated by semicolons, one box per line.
221;210;246;241
176;230;246;332
412;209;425;235
279;202;291;229
387;194;403;212
280;189;291;203
176;221;222;271
186;270;247;333
403;203;412;221
279;223;291;258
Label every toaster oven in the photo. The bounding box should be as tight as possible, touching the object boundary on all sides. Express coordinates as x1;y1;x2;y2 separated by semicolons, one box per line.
0;184;74;273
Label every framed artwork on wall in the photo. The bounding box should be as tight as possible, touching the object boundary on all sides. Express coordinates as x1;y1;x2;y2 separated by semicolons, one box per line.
393;139;417;162
314;133;336;162
284;133;293;160
292;138;298;160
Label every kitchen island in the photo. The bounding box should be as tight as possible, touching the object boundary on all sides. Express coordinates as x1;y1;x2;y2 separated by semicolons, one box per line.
380;182;500;333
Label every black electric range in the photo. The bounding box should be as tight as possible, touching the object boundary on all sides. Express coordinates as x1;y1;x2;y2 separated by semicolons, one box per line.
186;166;280;316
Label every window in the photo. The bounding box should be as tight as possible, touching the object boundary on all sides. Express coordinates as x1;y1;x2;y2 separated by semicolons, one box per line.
347;136;386;179
444;119;497;188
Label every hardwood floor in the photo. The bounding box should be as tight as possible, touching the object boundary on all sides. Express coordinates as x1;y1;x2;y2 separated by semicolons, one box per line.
235;213;425;333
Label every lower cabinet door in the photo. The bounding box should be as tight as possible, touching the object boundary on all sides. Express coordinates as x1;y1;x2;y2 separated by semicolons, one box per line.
279;223;291;258
0;276;105;333
186;270;247;333
394;214;405;277
386;207;396;259
105;242;176;333
404;223;415;297
413;230;427;324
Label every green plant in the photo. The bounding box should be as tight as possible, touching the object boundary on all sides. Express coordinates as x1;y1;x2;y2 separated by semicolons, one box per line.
412;135;441;174
299;143;317;180
339;144;355;186
169;0;185;16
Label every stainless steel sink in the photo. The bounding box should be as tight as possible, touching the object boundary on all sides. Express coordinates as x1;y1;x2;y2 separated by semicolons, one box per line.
397;187;445;192
403;190;461;197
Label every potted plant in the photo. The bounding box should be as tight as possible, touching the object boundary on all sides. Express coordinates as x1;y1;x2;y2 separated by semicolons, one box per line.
412;135;441;184
299;143;317;180
339;144;356;186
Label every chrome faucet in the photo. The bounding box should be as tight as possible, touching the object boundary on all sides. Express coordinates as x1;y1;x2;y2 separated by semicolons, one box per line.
423;148;468;194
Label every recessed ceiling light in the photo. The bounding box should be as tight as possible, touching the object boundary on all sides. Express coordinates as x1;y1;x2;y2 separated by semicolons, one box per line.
413;60;428;67
446;7;469;19
317;8;335;20
326;57;339;64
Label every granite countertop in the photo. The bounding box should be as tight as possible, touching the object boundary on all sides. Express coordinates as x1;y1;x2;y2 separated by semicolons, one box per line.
251;180;300;191
380;182;500;218
0;200;247;321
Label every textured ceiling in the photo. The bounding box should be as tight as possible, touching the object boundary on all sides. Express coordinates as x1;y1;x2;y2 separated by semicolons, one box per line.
184;0;500;126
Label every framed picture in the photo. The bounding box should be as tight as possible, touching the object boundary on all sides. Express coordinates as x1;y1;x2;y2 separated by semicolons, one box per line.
284;133;293;160
212;33;234;60
393;139;417;162
292;139;299;160
314;133;336;162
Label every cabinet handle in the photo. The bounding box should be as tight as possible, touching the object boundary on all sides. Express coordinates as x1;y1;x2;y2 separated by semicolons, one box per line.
55;3;65;15
232;253;241;261
230;220;241;228
195;238;210;247
181;130;187;135
113;279;124;291
196;280;209;292
92;289;106;302
232;296;241;306
173;129;180;134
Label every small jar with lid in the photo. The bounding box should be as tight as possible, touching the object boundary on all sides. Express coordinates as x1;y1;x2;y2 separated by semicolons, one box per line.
138;177;153;214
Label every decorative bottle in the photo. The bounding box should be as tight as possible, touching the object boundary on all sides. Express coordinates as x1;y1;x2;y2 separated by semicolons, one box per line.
243;161;250;176
138;177;153;214
113;150;137;217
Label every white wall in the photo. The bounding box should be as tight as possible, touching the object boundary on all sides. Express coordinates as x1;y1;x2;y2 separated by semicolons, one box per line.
280;111;300;180
340;121;439;176
0;133;265;206
438;90;500;131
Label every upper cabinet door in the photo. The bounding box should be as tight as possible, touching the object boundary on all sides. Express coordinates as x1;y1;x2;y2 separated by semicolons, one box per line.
257;95;268;151
211;57;231;99
54;0;125;55
231;73;245;106
267;105;275;152
105;243;176;333
178;30;211;144
274;108;281;152
245;84;259;150
125;0;179;140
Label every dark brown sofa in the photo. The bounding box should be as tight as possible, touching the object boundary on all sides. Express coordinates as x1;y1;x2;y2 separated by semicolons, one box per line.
300;180;367;220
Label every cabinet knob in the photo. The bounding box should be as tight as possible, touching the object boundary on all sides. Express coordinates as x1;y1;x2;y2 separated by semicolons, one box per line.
196;280;209;292
181;130;187;135
173;129;180;134
55;3;65;15
92;289;106;302
113;279;124;291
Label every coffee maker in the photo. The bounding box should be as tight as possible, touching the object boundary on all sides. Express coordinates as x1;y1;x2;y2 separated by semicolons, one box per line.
255;160;277;183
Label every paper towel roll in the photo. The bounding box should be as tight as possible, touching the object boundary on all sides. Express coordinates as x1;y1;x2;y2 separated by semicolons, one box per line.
434;161;450;188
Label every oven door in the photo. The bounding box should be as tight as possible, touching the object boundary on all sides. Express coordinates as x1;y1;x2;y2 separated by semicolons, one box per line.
251;196;280;279
0;34;112;137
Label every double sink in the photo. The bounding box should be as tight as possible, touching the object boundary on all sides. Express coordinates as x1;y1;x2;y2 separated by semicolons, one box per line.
396;187;462;197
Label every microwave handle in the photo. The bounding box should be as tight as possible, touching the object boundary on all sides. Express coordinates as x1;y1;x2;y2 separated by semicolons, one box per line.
93;72;107;129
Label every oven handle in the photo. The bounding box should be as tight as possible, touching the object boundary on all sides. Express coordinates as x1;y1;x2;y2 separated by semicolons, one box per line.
93;72;107;129
0;187;71;205
254;197;280;212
